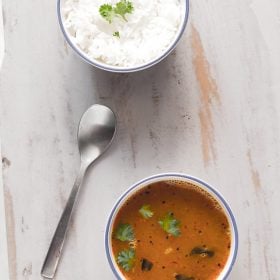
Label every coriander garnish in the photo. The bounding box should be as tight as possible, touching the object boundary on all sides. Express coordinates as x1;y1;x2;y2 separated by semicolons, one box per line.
139;205;154;219
114;223;135;242
99;0;134;24
158;212;181;237
117;248;136;271
113;31;120;38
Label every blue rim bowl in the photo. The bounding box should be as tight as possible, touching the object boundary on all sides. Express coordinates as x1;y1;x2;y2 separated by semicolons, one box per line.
105;173;238;279
57;0;189;73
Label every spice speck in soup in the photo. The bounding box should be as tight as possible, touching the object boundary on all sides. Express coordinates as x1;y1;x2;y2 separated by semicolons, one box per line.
111;181;231;279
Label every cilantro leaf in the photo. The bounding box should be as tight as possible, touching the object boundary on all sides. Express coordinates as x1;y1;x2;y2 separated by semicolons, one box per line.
114;223;135;242
117;248;135;271
99;0;134;24
113;31;120;38
99;4;115;24
139;205;154;219
158;212;181;237
114;0;134;21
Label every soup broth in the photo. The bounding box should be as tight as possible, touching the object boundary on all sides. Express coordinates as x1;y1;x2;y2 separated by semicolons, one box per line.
111;180;231;280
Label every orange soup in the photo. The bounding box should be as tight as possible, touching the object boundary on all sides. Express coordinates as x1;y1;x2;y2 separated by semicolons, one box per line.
111;181;231;280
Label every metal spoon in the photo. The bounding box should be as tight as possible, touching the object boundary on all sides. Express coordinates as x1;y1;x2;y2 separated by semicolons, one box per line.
41;104;117;279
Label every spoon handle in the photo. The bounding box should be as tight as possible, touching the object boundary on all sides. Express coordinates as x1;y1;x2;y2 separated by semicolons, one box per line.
41;163;87;279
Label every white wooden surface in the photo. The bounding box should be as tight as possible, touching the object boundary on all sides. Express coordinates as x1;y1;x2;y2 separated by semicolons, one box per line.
0;0;9;278
1;0;280;279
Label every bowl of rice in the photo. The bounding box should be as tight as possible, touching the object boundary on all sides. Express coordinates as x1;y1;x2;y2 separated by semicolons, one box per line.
58;0;189;72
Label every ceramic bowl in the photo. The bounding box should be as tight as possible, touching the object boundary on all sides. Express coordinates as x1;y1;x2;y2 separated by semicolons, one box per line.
105;173;238;279
57;0;189;73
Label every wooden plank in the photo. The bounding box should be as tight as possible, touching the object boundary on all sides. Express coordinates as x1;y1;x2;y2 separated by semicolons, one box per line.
0;0;9;278
0;0;4;65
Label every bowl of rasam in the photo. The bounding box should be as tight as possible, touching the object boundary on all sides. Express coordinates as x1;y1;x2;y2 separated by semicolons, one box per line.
105;173;238;280
58;0;189;72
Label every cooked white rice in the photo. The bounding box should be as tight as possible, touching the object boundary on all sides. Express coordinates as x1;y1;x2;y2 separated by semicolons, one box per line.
62;0;183;67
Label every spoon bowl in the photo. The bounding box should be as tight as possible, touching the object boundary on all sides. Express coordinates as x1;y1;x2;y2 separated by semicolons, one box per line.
78;105;116;165
41;104;117;279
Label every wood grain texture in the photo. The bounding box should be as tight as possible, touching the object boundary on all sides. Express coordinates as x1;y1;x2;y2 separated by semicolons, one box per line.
1;0;280;279
0;146;10;280
0;1;10;278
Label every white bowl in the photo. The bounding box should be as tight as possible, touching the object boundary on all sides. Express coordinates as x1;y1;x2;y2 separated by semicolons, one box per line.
57;0;189;73
105;173;238;279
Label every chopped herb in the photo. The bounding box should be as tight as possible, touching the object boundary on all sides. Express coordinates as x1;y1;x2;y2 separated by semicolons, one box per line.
117;248;135;271
114;0;133;21
190;247;215;257
158;212;181;237
99;4;115;24
99;0;134;24
114;224;135;242
113;31;120;38
141;258;153;271
139;205;154;219
175;275;195;280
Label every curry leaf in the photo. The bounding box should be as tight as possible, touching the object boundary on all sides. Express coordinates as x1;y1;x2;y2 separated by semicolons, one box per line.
139;205;154;219
190;247;215;257
158;212;181;237
175;275;195;280
141;258;153;271
117;248;135;271
114;224;135;242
